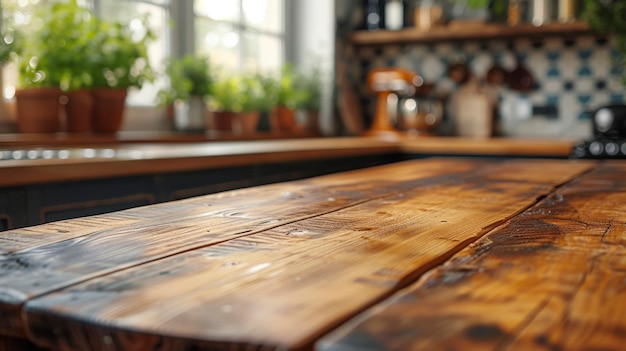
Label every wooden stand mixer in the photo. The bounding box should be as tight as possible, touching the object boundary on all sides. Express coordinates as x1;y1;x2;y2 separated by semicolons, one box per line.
364;67;423;138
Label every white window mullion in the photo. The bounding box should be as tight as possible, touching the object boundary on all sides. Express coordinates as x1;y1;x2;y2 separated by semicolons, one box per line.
238;0;245;72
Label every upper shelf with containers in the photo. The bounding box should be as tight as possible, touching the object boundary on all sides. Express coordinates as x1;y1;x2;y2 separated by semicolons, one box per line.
352;0;595;45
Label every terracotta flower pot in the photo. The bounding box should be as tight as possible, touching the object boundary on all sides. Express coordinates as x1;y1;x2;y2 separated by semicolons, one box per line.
210;111;260;136
270;105;298;134
231;111;260;136
65;89;94;133
91;88;128;133
209;110;234;131
15;88;63;133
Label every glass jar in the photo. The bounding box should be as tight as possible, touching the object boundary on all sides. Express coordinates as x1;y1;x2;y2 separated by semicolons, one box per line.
414;0;444;30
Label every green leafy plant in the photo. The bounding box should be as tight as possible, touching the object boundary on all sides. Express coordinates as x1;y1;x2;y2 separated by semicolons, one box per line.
453;0;507;19
16;0;155;90
18;0;91;88
583;0;626;84
295;64;324;111
263;64;310;110
158;54;213;105
86;13;156;89
0;6;21;67
209;72;267;113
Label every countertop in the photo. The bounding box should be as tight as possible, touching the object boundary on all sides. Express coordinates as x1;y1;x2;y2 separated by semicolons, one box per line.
1;157;624;351
0;134;576;186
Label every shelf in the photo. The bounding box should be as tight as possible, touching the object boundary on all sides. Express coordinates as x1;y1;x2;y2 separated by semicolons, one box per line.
348;21;594;45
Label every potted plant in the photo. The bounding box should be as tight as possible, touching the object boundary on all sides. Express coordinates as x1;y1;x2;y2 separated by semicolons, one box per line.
268;64;309;134
85;13;156;133
294;64;325;135
14;1;73;133
158;54;213;131
43;0;96;133
208;72;266;135
12;0;155;134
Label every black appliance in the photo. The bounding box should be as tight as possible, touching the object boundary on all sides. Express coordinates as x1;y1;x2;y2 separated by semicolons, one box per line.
572;105;626;159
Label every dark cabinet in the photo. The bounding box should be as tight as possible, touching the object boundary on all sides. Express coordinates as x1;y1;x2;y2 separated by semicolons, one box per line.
1;154;403;231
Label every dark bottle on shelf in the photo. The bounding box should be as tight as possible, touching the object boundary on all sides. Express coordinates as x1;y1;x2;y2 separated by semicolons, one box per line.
364;0;385;30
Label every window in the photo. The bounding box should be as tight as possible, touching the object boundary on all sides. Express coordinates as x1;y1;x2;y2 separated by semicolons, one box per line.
194;0;284;73
94;0;171;106
1;0;286;106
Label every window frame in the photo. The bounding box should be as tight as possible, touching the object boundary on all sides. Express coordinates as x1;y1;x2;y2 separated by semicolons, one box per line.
191;0;287;72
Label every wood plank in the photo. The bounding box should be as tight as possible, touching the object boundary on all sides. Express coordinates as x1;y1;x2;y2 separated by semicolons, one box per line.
20;159;593;351
0;138;399;187
0;158;489;337
348;21;593;45
317;161;626;351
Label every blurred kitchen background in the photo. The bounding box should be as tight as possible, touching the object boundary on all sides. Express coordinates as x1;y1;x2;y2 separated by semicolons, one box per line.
0;0;624;140
336;0;626;140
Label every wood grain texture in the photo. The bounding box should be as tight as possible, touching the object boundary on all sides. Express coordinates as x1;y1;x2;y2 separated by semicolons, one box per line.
0;158;487;337
318;161;625;351
19;159;593;351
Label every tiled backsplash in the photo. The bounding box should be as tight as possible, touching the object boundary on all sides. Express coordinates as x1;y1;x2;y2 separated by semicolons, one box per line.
341;30;626;140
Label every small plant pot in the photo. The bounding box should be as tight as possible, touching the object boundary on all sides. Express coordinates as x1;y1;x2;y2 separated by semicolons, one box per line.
65;89;94;133
297;109;321;135
271;105;298;134
173;96;207;131
231;111;260;136
91;88;128;133
15;88;63;133
210;111;260;136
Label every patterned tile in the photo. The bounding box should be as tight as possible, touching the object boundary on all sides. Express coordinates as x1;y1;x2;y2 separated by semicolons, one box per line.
349;29;626;139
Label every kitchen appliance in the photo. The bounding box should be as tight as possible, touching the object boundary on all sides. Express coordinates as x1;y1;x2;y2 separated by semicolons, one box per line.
365;67;423;138
571;105;626;159
397;83;442;136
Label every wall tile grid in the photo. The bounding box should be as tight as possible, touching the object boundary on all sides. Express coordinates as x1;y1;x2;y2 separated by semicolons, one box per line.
349;35;626;140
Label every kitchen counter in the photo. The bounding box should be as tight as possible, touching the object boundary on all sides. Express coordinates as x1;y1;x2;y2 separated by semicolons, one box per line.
0;135;575;187
1;157;623;351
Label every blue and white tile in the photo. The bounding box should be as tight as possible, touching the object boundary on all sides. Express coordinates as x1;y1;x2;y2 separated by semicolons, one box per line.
575;78;596;94
421;55;446;81
543;37;564;51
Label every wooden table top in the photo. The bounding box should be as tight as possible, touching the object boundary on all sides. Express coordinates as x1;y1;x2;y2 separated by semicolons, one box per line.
1;157;621;351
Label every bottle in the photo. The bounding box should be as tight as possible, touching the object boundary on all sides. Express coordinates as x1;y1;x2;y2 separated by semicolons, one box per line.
415;0;444;30
558;0;576;22
507;0;527;26
385;0;405;31
364;0;385;30
531;0;554;26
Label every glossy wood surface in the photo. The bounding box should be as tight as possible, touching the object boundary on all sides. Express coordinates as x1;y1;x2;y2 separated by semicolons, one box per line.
319;161;626;351
0;136;574;186
0;158;596;351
